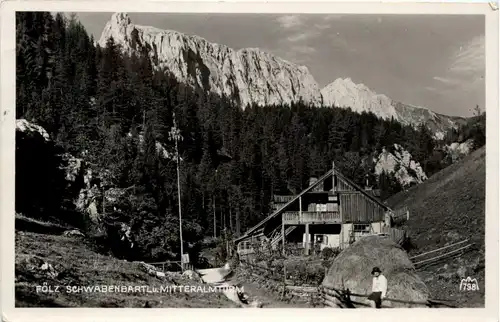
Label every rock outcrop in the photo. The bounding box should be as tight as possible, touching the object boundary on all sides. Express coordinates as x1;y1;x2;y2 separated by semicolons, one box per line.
16;119;50;142
444;139;475;163
15;119;134;247
374;144;428;187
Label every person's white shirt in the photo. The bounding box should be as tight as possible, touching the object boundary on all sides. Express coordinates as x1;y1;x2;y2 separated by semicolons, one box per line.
372;274;387;299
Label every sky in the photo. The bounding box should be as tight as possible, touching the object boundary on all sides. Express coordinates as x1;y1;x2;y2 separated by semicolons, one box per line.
74;12;485;117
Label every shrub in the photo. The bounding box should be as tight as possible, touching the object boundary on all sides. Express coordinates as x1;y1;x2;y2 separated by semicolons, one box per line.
321;247;334;259
321;247;341;260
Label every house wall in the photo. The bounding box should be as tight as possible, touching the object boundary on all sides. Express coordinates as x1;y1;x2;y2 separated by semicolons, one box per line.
339;191;386;223
340;221;385;248
371;221;384;234
337;175;356;192
341;223;352;248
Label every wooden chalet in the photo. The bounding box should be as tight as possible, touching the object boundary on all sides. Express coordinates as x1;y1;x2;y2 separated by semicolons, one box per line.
234;163;408;256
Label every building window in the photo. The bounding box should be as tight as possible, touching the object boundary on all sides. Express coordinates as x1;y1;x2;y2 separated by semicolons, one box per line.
315;204;327;212
353;224;371;233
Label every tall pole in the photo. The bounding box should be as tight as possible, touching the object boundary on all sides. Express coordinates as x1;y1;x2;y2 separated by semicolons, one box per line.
213;197;216;238
332;161;335;193
171;112;183;270
176;133;183;269
214;169;217;238
224;210;228;256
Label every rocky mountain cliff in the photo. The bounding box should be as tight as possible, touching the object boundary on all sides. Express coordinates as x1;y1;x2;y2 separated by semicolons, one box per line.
373;144;428;188
321;78;465;136
98;13;466;136
98;13;322;108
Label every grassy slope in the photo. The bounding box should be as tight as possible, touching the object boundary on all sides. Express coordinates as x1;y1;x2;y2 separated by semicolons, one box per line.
386;146;485;307
15;231;237;308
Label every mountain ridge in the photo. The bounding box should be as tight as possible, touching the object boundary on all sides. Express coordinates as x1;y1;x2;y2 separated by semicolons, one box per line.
98;12;467;135
321;77;466;136
98;12;322;108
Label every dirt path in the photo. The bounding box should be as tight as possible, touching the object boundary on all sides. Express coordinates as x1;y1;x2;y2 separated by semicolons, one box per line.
196;264;314;308
234;277;312;308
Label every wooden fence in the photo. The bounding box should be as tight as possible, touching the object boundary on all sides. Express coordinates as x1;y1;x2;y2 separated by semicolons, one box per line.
410;239;474;269
239;259;323;306
381;227;407;245
147;261;193;272
237;236;474;308
320;285;456;308
239;259;456;308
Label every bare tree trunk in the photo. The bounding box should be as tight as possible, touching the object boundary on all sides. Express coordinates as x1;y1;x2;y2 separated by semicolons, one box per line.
235;208;241;237
229;206;233;232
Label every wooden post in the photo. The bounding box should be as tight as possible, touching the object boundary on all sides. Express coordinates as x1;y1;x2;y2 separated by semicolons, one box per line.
282;214;285;255
332;161;335;193
340;209;344;250
281;264;287;300
299;196;302;219
305;223;310;255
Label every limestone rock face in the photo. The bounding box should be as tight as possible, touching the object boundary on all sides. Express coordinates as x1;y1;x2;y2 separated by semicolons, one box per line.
445;139;475;163
16;119;50;142
374;144;428;187
98;13;323;108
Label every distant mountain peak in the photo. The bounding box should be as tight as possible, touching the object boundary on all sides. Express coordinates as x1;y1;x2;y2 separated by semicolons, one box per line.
321;77;398;120
321;77;464;134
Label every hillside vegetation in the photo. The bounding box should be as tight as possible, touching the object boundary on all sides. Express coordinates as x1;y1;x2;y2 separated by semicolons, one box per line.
387;146;485;307
15;231;237;308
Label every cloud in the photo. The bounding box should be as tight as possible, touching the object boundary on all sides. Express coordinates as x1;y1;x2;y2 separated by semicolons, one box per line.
314;23;331;30
292;45;317;54
323;15;343;21
433;76;459;85
287;30;321;43
273;45;317;64
276;15;303;29
449;35;485;75
432;35;485;93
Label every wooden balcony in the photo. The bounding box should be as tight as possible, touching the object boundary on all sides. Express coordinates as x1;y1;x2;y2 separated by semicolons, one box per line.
282;211;341;225
273;195;295;203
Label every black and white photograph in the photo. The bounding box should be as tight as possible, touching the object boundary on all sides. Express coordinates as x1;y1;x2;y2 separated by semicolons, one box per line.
1;1;498;319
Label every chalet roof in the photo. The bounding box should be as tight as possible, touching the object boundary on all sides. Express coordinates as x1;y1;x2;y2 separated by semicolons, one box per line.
234;167;392;243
